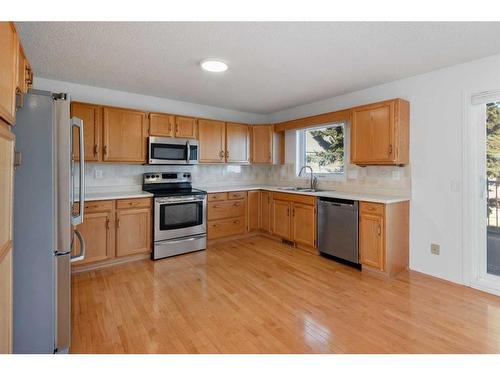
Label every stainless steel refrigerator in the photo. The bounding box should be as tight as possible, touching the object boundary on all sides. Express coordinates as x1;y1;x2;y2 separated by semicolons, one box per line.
12;90;85;353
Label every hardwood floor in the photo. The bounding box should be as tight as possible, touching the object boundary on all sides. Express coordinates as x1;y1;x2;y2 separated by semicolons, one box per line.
71;236;500;353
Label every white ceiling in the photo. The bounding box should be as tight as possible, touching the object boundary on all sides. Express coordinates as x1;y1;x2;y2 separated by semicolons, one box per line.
16;22;500;114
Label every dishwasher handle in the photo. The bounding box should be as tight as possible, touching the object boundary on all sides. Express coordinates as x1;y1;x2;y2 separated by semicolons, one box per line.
318;197;358;209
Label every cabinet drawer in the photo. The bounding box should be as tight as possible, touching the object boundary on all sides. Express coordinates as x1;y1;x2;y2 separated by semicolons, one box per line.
208;192;228;202
271;192;316;206
75;200;115;214
208;200;246;220
208;217;246;239
116;198;151;209
228;191;247;200
360;202;384;216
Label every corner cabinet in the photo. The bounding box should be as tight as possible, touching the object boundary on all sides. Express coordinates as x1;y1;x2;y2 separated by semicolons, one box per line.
350;99;409;165
102;106;148;163
359;201;409;277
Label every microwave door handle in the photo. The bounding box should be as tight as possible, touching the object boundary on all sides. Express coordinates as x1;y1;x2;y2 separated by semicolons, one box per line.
71;117;85;225
186;140;190;164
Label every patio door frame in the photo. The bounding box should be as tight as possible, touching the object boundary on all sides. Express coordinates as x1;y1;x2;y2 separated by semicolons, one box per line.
462;89;500;296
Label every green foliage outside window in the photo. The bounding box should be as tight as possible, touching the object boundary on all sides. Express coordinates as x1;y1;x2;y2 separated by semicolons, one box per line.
304;125;344;173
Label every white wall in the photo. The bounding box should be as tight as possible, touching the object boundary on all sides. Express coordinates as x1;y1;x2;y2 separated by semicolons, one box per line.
270;53;500;285
34;77;269;124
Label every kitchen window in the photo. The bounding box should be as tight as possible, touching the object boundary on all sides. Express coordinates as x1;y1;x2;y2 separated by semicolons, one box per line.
296;122;346;178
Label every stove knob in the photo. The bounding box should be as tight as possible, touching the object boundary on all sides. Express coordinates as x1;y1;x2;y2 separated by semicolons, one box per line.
156;174;160;178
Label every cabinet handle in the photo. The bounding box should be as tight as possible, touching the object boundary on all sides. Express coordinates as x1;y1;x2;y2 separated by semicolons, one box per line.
106;218;110;229
287;207;290;217
116;218;120;228
292;207;295;217
226;150;229;159
103;145;108;155
388;144;393;155
234;220;240;224
94;144;98;156
219;150;224;159
377;224;381;236
233;202;240;207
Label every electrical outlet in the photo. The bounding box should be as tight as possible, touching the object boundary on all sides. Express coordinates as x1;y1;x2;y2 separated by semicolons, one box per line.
431;243;440;255
94;168;103;180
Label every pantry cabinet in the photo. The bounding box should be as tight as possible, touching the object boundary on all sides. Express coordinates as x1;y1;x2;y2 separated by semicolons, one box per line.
102;106;148;163
359;201;409;276
198;119;226;163
71;102;102;161
351;98;409;165
175;116;197;139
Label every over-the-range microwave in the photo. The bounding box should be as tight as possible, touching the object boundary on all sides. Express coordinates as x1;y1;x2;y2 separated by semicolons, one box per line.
148;136;199;165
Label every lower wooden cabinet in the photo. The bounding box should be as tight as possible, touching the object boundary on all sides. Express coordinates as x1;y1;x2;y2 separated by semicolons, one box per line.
116;207;151;257
208;217;246;240
207;192;247;240
72;198;152;268
247;190;260;231
260;191;271;233
359;201;409;276
270;193;317;248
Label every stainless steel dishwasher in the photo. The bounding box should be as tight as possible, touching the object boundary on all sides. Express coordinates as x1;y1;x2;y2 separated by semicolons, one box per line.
317;197;359;265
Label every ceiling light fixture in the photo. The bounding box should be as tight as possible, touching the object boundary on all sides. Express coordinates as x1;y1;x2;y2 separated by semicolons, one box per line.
200;59;228;73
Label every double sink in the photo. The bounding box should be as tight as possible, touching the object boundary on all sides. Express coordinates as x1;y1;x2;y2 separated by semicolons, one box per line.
277;187;330;193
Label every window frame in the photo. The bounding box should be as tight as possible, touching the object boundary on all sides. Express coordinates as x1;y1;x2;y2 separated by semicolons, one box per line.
296;122;347;181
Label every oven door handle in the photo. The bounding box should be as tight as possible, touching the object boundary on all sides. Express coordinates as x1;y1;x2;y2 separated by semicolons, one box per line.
157;197;205;204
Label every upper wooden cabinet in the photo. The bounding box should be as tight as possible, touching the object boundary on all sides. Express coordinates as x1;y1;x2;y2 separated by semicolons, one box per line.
251;125;273;164
350;98;409;165
226;122;250;163
0;23;18;125
175;116;197;139
199;119;226;163
149;113;175;137
71;102;102;162
102;106;148;163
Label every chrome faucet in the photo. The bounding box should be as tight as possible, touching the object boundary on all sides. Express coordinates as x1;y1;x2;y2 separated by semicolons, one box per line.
298;165;318;191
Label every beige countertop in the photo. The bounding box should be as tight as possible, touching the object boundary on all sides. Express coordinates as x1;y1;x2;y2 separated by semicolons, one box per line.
79;184;410;204
194;184;410;204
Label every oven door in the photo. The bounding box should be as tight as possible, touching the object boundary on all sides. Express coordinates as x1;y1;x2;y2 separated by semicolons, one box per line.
149;136;199;165
155;195;206;241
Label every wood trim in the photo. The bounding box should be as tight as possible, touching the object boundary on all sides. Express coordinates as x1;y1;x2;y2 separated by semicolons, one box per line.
0;240;12;263
273;109;353;132
71;252;150;273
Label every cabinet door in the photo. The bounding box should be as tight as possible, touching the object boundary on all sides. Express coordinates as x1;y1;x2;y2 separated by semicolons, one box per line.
351;102;395;164
71;102;102;162
359;212;384;270
0;23;17;125
260;191;271;233
175;116;197;139
16;45;28;95
72;211;115;265
292;203;316;248
116;208;151;257
272;200;291;240
247;190;260;232
102;107;147;163
226;122;250;163
251;125;273;164
149;113;174;137
0;120;14;353
198;119;226;163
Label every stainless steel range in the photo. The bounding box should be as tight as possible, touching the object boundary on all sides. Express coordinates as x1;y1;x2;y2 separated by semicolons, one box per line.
142;172;207;260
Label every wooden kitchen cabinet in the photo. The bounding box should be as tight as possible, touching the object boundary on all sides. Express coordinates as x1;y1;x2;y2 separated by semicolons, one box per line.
116;204;152;257
175;116;197;139
198;119;226;163
149;113;175;137
359;201;409;276
226;122;250;163
251;125;273;164
207;192;246;240
247;190;260;231
0;22;18;125
0;119;14;353
73;211;115;265
271;199;292;240
102;106;148;163
16;42;32;103
351;98;409;165
71;102;102;161
260;191;271;233
292;203;316;248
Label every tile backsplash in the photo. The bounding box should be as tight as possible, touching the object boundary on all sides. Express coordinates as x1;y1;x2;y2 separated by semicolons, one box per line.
82;162;410;196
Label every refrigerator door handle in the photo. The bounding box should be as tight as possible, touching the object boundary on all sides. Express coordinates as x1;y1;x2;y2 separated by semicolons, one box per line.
71;117;85;226
70;229;85;263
